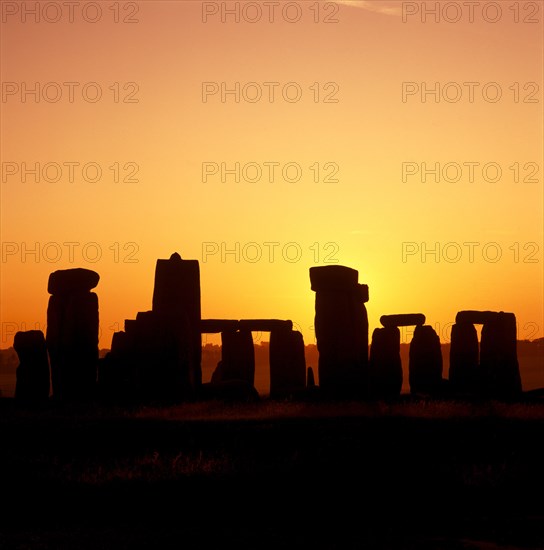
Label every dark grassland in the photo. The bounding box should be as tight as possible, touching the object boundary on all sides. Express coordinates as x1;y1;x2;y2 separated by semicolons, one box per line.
1;398;543;549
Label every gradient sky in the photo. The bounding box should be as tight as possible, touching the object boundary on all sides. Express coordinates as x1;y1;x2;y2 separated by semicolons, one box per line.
1;0;543;349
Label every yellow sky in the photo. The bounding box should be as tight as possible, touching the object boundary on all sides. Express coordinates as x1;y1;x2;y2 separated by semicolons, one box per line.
1;1;543;348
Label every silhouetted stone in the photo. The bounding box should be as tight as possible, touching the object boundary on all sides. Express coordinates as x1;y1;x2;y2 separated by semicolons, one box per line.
214;330;255;386
310;265;359;292
46;271;99;401
239;319;293;332
380;314;425;328
456;310;496;325
201;319;240;333
369;327;402;398
47;268;99;295
14;330;50;402
98;331;137;402
310;265;369;397
408;325;443;395
449;322;479;394
356;284;369;303
269;329;306;398
152;253;202;398
480;312;521;398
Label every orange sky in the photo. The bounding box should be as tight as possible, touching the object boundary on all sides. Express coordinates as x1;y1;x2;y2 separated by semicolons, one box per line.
1;0;543;348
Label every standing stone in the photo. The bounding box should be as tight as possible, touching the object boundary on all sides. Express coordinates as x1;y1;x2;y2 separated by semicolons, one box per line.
14;330;50;402
269;329;306;398
369;327;402;398
409;325;443;395
310;266;369;397
152;253;202;398
480;312;521;398
214;330;255;386
46;269;99;401
449;322;479;394
99;331;135;402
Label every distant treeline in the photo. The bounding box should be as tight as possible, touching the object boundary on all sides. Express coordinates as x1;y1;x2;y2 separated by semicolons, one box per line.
0;339;542;395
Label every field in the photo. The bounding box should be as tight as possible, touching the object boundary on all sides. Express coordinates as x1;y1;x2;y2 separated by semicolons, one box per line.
1;398;544;549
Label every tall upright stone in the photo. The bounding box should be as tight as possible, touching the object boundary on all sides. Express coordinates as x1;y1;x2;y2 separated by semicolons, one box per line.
213;330;255;386
310;265;369;397
269;329;306;398
46;268;99;401
369;326;402;398
152;253;202;398
14;330;50;402
98;330;135;403
449;322;479;394
409;325;443;395
480;312;521;398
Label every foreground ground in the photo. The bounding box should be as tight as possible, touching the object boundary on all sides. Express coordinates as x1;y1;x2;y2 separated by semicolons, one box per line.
1;397;543;549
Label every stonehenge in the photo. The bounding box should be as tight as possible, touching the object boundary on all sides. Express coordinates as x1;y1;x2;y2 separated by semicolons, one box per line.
370;313;442;396
450;310;521;398
101;253;202;402
204;319;306;398
310;265;369;397
9;257;526;404
46;268;99;400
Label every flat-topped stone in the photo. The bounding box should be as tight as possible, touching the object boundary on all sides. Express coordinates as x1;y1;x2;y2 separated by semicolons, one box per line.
152;253;200;318
239;319;293;332
380;313;425;328
456;310;501;325
48;268;99;295
310;265;359;292
201;319;240;333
